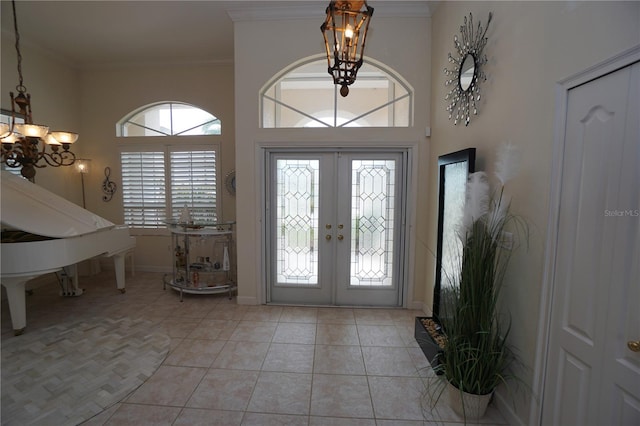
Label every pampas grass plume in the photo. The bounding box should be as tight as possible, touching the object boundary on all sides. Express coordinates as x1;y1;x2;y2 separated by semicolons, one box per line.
462;172;490;232
495;142;521;186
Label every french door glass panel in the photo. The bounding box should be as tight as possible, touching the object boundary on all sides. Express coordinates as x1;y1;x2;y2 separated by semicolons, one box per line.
349;159;396;287
276;159;319;285
268;150;404;306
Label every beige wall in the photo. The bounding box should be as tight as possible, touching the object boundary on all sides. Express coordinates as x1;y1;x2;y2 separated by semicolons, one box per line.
233;15;431;305
78;64;236;270
428;1;639;423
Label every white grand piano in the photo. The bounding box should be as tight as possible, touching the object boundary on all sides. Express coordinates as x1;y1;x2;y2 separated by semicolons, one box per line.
1;171;136;335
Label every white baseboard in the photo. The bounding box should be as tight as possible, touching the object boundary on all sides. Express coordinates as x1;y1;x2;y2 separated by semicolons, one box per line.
494;390;526;426
407;300;423;311
409;301;432;316
132;266;172;273
99;259;170;274
236;296;258;305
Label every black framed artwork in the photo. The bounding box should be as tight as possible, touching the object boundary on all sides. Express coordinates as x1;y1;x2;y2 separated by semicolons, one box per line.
433;148;476;318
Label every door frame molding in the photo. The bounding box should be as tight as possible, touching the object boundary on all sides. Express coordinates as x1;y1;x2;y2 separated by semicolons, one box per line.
530;44;640;426
256;140;419;308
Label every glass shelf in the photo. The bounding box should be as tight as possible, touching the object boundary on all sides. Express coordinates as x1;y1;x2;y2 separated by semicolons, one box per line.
165;220;235;235
162;274;236;297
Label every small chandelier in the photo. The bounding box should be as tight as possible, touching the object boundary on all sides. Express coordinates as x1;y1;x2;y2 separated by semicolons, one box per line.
321;0;374;97
0;0;78;180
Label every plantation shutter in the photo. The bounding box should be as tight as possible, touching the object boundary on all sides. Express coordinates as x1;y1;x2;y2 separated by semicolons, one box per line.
120;151;166;227
169;150;217;222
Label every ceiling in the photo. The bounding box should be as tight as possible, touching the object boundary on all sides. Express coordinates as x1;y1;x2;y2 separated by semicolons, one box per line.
0;1;432;69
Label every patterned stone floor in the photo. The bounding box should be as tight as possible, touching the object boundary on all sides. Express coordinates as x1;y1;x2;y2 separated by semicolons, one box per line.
1;317;170;425
1;271;508;426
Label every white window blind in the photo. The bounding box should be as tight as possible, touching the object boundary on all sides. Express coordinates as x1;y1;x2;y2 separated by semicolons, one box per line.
170;150;217;222
121;152;166;228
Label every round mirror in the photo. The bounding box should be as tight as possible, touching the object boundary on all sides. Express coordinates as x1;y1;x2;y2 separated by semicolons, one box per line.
458;54;476;92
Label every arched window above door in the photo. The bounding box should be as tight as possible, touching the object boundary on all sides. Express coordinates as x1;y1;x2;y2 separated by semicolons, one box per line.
117;102;221;137
261;56;413;128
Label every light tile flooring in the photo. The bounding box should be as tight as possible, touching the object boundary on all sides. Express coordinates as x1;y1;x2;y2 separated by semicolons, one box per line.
1;271;507;426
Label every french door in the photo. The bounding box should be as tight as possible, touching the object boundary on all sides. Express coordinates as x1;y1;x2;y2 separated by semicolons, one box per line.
266;150;407;306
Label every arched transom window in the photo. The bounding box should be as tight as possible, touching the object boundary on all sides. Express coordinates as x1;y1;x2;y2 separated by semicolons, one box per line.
261;56;413;128
118;102;221;136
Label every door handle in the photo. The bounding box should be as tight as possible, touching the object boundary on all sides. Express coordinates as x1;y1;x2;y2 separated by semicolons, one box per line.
325;234;332;241
337;234;344;241
628;340;640;352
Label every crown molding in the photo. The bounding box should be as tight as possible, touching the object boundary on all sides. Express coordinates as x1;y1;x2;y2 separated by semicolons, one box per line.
226;1;433;22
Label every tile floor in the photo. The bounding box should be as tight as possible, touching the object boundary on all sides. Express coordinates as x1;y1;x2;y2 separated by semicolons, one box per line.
1;271;508;426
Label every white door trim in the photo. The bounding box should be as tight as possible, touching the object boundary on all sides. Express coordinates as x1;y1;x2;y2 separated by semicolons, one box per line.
530;44;640;426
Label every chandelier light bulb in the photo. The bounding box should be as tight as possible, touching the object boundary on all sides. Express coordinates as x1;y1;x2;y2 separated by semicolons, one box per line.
44;133;62;146
49;131;79;144
345;25;354;39
14;123;49;138
1;132;21;144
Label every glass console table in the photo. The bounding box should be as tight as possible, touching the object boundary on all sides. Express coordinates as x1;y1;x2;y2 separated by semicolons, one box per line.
163;221;236;301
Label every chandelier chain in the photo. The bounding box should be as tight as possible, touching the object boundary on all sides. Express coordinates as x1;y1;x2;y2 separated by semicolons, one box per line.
11;0;25;92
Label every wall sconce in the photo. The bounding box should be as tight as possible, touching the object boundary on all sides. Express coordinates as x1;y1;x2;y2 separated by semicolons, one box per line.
321;0;374;97
75;159;91;208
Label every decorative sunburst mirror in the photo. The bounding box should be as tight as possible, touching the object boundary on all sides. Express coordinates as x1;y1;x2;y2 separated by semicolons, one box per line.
444;12;493;126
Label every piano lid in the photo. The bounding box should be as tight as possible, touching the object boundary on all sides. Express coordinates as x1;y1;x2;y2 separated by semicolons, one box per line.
1;171;115;238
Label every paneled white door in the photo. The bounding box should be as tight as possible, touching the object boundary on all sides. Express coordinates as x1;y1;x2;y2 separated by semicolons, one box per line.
541;61;640;425
266;150;406;306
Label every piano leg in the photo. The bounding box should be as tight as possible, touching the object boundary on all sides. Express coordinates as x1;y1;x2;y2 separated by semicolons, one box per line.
1;277;31;335
113;253;127;293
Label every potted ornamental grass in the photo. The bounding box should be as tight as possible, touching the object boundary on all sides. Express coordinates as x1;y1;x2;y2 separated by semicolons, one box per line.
429;144;528;421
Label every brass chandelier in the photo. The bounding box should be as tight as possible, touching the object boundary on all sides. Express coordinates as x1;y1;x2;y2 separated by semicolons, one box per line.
321;0;374;97
1;0;78;180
